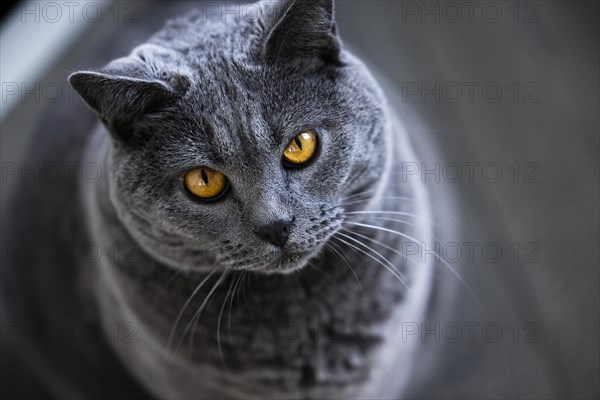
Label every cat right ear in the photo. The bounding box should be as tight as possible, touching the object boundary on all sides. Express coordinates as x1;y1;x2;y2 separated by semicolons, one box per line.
261;0;342;67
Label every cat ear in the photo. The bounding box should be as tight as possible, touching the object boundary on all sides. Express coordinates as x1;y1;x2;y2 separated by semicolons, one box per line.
69;70;173;130
262;0;341;66
69;45;189;143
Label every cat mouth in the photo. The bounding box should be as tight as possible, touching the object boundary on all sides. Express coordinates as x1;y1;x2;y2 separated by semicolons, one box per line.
254;250;315;274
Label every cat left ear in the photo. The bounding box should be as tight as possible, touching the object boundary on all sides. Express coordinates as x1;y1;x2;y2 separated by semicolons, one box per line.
261;0;342;66
69;45;190;144
69;70;175;134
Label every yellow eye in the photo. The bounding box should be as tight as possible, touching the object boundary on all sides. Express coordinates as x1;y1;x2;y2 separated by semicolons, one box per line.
283;130;318;167
184;167;228;200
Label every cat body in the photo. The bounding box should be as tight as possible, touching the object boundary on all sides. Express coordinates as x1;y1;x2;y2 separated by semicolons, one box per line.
80;112;433;400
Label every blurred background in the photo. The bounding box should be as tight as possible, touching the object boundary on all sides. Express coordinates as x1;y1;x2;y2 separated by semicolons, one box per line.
1;0;598;398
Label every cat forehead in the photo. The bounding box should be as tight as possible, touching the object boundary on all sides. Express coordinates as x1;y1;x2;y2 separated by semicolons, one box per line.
151;12;260;61
176;71;328;144
175;98;298;157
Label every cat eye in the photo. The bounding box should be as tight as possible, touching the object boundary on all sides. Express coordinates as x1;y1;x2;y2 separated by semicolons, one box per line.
184;167;228;201
282;130;318;168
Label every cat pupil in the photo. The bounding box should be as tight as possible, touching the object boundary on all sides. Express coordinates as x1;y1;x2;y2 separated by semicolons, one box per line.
200;169;209;185
294;136;303;150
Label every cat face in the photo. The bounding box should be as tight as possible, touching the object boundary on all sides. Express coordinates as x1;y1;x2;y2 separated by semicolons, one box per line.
71;0;389;274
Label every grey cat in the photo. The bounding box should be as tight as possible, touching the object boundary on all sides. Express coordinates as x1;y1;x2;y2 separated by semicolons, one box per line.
3;0;436;398
3;1;592;398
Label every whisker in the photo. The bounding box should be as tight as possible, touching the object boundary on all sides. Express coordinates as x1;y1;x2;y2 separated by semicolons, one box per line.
326;242;362;290
339;227;463;301
340;189;378;202
332;234;410;292
340;227;410;262
341;196;454;221
345;210;437;226
344;221;480;308
341;195;415;207
241;271;252;313
344;215;429;234
346;216;457;256
177;270;231;352
166;269;186;288
307;260;325;274
228;271;245;334
217;273;236;373
167;270;217;352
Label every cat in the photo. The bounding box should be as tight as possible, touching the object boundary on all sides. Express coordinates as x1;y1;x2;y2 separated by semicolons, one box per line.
1;0;435;398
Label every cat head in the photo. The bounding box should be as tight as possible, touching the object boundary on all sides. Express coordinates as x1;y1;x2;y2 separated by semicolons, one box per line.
70;0;390;274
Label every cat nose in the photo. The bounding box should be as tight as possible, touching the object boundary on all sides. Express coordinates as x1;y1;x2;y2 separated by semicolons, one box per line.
256;217;293;247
